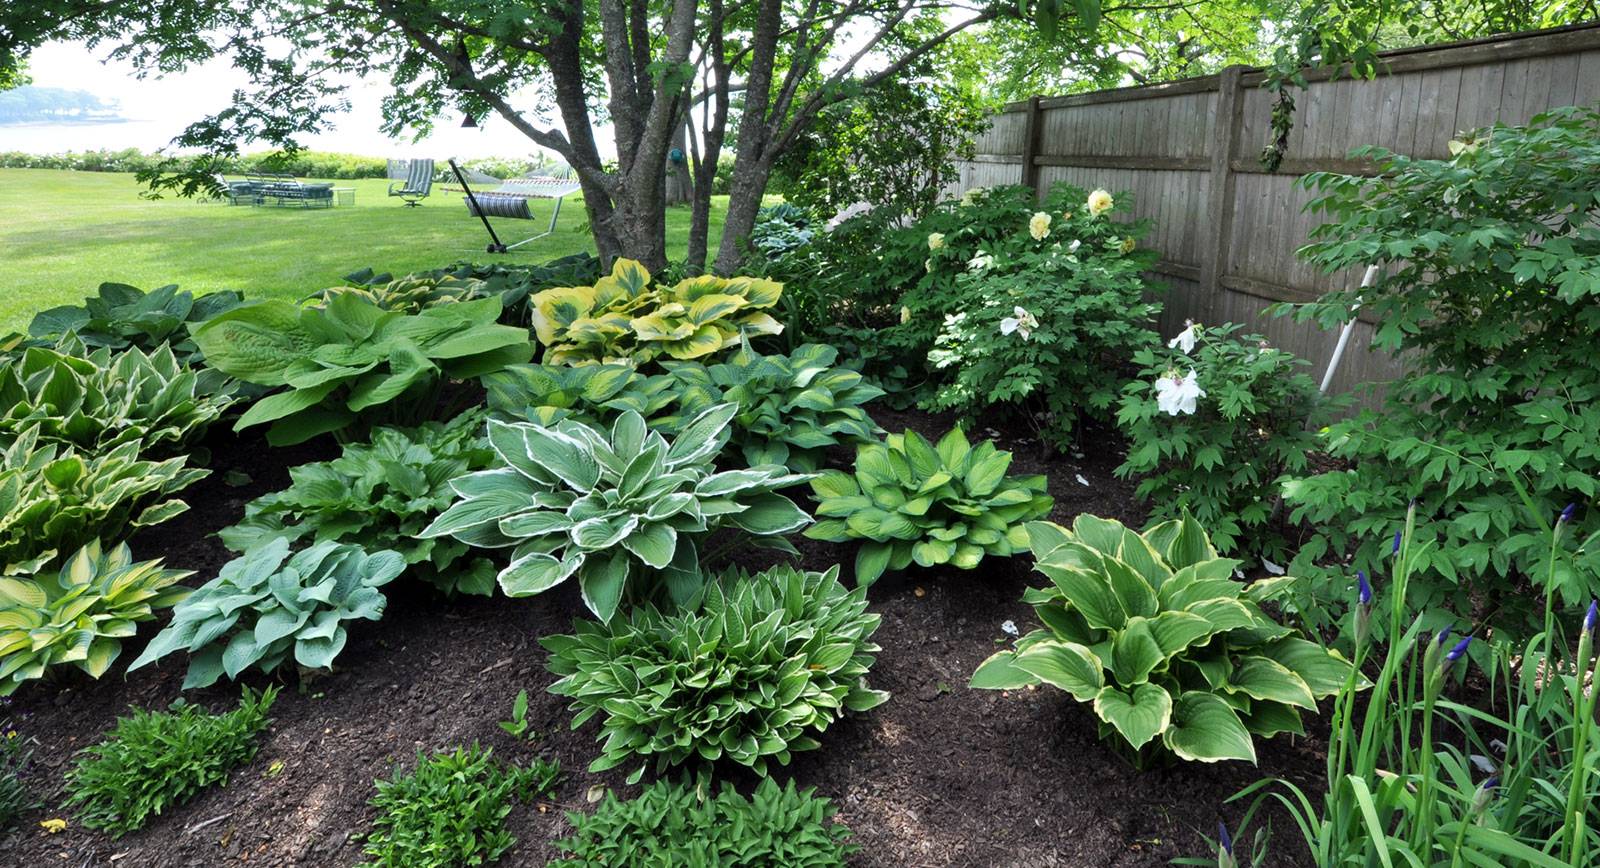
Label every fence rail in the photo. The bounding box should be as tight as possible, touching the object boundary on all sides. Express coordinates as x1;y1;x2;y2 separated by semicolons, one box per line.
950;22;1600;396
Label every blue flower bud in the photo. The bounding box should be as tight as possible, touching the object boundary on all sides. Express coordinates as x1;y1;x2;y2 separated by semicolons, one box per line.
1218;821;1233;854
1357;570;1372;606
1444;635;1472;666
1584;600;1597;635
1392;530;1402;555
1560;503;1577;524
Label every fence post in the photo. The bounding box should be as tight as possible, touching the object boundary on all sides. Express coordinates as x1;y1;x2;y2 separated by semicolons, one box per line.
1198;66;1245;322
1019;96;1044;197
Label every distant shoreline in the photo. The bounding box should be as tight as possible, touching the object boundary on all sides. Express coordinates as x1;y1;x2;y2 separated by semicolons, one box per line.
0;117;133;128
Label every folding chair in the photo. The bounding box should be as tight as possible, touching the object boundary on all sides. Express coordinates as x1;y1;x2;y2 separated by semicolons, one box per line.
388;159;435;206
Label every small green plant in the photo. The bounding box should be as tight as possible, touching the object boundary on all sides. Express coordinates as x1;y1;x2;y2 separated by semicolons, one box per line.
64;686;277;835
805;427;1052;586
0;540;191;696
971;513;1352;764
24;281;245;367
360;744;548;868
421;405;811;622
550;776;856;866
0;725;39;830
129;539;405;688
219;409;498;596
498;689;535;741
191;293;533;445
543;564;887;781
306;272;486;314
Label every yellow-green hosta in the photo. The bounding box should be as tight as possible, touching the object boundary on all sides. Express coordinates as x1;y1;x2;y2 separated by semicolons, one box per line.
529;258;784;365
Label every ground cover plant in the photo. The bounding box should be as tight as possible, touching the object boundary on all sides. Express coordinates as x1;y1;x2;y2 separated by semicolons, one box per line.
972;514;1352;765
543;564;887;781
129;539;405;689
63;686;277;835
805;426;1052;586
219;409;498;596
0;540;190;697
421;405;812;622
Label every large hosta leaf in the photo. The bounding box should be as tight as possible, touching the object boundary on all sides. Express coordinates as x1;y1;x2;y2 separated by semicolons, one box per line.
1163;691;1256;763
1013;641;1103;701
1093;683;1172;750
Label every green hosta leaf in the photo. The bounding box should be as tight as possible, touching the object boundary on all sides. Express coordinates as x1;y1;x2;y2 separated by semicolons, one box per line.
854;542;894;587
1163;691;1256;763
1013;641;1103;700
499;552;581;597
1225;656;1317;709
579;552;630;623
1093;683;1172;750
1109;618;1166;685
970;650;1040;690
1263;638;1356;696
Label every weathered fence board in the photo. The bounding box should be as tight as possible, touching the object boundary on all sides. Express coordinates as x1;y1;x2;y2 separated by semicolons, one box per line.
950;22;1600;398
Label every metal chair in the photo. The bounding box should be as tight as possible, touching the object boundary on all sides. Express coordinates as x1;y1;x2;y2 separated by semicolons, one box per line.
387;159;435;206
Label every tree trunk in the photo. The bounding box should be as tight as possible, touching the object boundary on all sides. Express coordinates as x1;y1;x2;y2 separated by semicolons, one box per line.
713;154;775;274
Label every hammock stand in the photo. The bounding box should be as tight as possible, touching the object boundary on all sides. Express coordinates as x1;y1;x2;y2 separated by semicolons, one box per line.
446;159;581;253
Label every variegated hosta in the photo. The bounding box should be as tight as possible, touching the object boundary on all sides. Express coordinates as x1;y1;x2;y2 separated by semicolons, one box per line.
529;258;783;365
0;540;191;696
971;514;1353;764
305;272;487;314
482;362;679;428
420;403;812;622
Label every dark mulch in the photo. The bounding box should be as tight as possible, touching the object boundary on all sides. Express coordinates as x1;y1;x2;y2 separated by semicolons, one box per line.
1;408;1323;867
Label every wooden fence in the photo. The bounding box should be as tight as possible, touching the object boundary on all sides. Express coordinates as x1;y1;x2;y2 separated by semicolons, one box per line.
951;22;1600;395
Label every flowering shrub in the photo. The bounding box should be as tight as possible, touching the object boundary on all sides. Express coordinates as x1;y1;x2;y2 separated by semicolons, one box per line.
1278;106;1600;637
1114;322;1330;562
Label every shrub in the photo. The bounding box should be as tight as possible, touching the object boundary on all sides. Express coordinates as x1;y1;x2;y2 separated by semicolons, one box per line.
64;686;277;835
805;427;1052;586
543;564;887;781
0;428;206;567
24;282;245;367
551;776;856;867
0;342;235;457
529;258;784;364
0;540;190;697
191;294;533;445
361;744;558;868
129;539;405;689
1114;322;1331;563
421;405;810;622
220;410;498;596
0;725;39;829
970;514;1351;765
1278;106;1600;637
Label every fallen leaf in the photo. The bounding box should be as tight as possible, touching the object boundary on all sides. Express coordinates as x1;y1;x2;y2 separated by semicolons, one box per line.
914;586;926;598
40;818;67;834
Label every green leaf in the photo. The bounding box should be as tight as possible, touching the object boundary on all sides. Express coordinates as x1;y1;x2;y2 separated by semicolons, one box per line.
1093;683;1172;750
1013;641;1103;700
1162;691;1256;763
970;651;1040;690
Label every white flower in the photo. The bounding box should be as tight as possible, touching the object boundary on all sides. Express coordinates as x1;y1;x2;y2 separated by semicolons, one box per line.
999;306;1039;340
1067;239;1081;254
1154;369;1205;415
927;232;945;251
1087;189;1114;217
1168;322;1199;354
900;305;912;324
825;200;873;231
961;187;986;207
967;251;994;271
1028;211;1051;241
924;258;933;274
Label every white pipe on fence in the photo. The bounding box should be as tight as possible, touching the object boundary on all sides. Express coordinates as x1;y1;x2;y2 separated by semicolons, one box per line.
1319;264;1383;395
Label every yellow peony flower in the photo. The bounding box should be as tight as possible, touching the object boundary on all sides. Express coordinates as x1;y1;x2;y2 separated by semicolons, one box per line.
1028;211;1051;241
1087;189;1114;217
927;232;945;250
1120;236;1136;254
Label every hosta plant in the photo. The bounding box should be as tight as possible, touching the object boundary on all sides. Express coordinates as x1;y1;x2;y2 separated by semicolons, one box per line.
543;564;887;781
307;272;486;314
421;404;812;622
0;341;234;457
0;540;190;697
805;427;1052;586
191;293;533;445
483;362;678;428
0;428;206;567
129;538;406;688
220;409;498;596
530;257;783;364
970;514;1353;764
25;282;245;367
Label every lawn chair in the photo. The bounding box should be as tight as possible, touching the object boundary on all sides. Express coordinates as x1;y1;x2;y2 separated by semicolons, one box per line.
388;159;434;206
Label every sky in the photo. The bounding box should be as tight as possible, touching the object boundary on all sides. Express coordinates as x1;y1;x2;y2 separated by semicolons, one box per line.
0;41;599;160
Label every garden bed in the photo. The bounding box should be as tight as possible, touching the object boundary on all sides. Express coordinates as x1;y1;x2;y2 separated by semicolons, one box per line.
2;407;1320;867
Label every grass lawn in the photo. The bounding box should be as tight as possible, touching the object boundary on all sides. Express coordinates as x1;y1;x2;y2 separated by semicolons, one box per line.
0;168;727;330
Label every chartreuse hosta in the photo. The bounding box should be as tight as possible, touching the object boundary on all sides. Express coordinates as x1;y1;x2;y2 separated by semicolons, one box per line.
530;257;783;364
805;427;1052;586
421;403;812;622
971;514;1352;764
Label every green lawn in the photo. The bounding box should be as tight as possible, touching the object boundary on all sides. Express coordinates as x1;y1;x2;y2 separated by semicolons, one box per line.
0;169;727;330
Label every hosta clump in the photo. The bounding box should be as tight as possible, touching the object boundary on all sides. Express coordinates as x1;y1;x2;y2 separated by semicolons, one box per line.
0;341;234;457
531;257;783;364
543;564;887;781
220;410;498;596
25;281;244;366
805;427;1052;586
129;538;405;688
551;776;856;866
0;541;190;696
971;514;1353;764
482;362;678;428
422;404;811;622
191;293;533;445
307;272;486;313
0;428;206;567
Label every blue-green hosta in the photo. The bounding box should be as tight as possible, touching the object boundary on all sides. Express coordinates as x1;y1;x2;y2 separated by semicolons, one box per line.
542;564;887;781
805;427;1052;586
129;539;405;688
971;514;1353;764
24;282;245;367
219;410;498;596
0;541;190;696
191;293;533;445
420;404;812;622
0;341;234;457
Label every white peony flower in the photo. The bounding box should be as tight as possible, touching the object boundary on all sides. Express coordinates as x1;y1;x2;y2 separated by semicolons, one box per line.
1168;322;1199;354
967;251;994;271
927;232;945;250
1028;211;1052;241
1154;369;1205;415
1067;239;1081;254
900;305;912;324
825;200;873;231
1087;189;1114;216
999;306;1039;340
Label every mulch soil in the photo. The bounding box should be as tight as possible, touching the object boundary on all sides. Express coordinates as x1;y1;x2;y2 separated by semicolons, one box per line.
2;406;1324;867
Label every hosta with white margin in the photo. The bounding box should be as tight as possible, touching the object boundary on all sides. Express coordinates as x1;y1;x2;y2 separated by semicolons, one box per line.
971;513;1353;764
420;403;812;622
